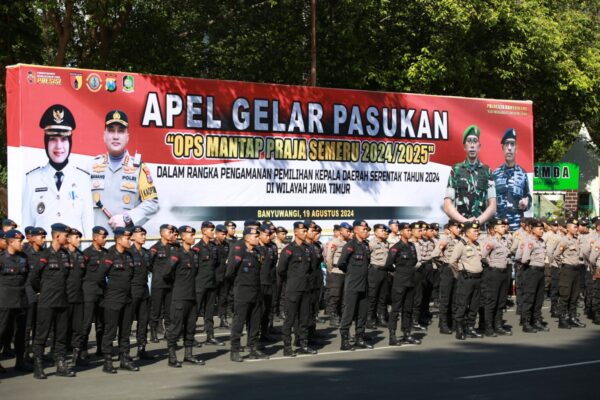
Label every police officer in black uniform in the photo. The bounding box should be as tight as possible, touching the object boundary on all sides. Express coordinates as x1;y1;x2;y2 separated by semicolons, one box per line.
101;227;138;374
277;222;316;357
256;224;278;343
129;226;153;360
306;223;325;342
226;227;267;362
0;229;31;372
385;222;422;346
81;226;109;359
337;220;374;351
23;227;46;363
193;221;224;346
166;225;205;368
30;223;76;379
65;228;86;366
149;224;176;342
215;224;231;328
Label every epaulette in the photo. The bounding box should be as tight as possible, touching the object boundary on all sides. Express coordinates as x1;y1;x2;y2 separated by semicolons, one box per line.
26;166;41;175
459;238;467;245
76;166;90;175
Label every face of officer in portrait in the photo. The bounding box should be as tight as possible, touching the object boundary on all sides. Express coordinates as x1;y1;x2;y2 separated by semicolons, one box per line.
104;123;129;157
463;135;481;162
502;138;517;167
46;135;70;164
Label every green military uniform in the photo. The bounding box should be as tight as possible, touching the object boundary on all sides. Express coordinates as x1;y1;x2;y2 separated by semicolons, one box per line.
445;158;496;219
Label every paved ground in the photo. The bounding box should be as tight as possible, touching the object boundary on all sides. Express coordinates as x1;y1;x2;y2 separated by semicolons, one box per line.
1;301;599;399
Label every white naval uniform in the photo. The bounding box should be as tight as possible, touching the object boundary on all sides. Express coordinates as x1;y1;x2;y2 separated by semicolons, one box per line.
22;163;94;237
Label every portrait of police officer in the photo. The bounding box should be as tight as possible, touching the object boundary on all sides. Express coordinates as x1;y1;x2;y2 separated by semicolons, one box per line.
443;125;497;224
493;128;532;232
22;104;94;237
91;110;159;230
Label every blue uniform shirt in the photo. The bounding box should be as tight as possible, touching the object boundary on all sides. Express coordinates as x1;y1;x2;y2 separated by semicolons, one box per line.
493;163;531;231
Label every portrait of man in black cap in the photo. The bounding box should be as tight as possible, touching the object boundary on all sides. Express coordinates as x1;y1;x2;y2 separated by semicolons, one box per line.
22;104;93;237
90;110;159;230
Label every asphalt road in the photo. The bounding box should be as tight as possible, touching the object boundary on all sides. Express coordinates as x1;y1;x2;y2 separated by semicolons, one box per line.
1;301;599;400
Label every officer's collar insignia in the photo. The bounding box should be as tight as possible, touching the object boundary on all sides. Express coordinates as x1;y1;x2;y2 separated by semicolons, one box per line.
53;108;64;123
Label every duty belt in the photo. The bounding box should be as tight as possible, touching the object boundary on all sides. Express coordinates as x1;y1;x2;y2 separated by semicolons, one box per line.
562;264;580;271
461;271;482;279
370;264;386;269
487;266;508;273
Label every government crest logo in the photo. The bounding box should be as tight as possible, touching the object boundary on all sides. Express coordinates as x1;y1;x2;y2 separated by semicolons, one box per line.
86;73;102;92
70;73;82;90
122;75;134;93
105;74;117;92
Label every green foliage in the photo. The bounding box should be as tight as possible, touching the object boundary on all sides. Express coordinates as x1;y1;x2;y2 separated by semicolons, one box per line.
1;0;599;169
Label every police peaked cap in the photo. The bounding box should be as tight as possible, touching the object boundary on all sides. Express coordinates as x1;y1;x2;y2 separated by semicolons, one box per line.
501;128;517;144
462;125;480;143
461;221;480;230
40;104;75;133
105;110;128;127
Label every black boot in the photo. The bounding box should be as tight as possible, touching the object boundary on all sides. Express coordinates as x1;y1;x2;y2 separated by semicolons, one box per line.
56;357;76;377
389;330;400;346
494;325;512;336
248;346;269;359
522;321;538;333
79;349;89;360
33;357;46;379
377;315;387;328
569;316;586;328
329;313;339;328
366;318;377;330
205;332;225;346
455;323;466;340
283;342;296;357
297;340;317;355
136;345;155;360
533;320;550;332
119;353;140;371
219;315;230;329
183;346;205;365
168;347;182;368
150;327;160;343
439;320;452;335
70;348;81;367
558;316;572;329
412;320;426;331
401;330;422;345
103;354;117;374
230;348;243;362
484;323;497;337
466;326;483;338
354;335;374;349
340;332;354;351
594;313;600;325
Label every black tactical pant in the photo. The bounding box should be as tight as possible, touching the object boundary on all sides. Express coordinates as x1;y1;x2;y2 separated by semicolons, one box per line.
26;301;37;350
231;297;260;350
340;290;368;337
309;284;322;328
33;306;69;358
584;268;593;317
592;278;600;316
103;303;132;356
515;262;524;314
368;267;390;321
260;285;273;335
131;296;150;346
167;299;197;348
216;280;231;317
326;273;345;317
196;288;216;334
82;300;104;352
150;287;172;330
438;264;456;327
66;302;84;349
482;268;508;328
431;267;441;304
388;286;415;332
454;274;481;326
521;266;545;324
558;265;581;318
282;291;310;343
550;267;560;312
418;262;435;321
412;265;426;323
0;307;26;360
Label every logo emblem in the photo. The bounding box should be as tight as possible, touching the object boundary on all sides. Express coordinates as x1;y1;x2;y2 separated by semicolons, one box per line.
123;194;131;204
70;73;82;90
113;111;121;120
105;74;117;92
37;202;45;214
53;108;64;124
86;73;102;92
122;75;134;93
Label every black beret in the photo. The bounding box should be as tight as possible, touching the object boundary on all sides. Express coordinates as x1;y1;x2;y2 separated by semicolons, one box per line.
333;224;341;231
4;229;24;240
530;219;544;228
160;224;175;231
373;224;386;231
2;218;17;228
39;104;76;133
314;225;322;233
215;224;227;233
398;222;410;230
224;221;237;228
243;227;258;235
548;219;559;227
51;223;70;233
244;220;261;227
293;221;307;230
132;226;147;234
31;227;47;236
201;221;215;229
409;222;422;229
0;231;5;239
105;110;128;127
388;219;400;226
93;226;108;235
24;226;34;235
179;225;196;234
501;128;517;144
340;222;352;230
68;228;82;237
579;218;590;227
113;227;132;237
262;220;273;226
258;224;272;233
353;220;369;228
275;226;288;233
303;220;317;229
447;220;461;228
430;223;440;230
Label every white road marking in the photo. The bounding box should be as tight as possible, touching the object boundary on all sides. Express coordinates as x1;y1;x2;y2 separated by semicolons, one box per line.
458;360;600;379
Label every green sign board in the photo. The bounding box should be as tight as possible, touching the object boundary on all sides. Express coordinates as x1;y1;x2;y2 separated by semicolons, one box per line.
534;162;579;191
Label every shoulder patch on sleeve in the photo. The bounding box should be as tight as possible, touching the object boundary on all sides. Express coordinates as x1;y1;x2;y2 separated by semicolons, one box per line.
104;259;113;265
150;248;157;254
285;249;292;255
